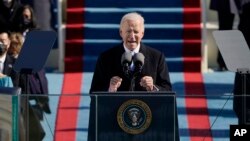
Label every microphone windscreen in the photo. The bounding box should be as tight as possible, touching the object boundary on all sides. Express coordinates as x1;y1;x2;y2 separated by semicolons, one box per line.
121;52;132;65
133;53;145;65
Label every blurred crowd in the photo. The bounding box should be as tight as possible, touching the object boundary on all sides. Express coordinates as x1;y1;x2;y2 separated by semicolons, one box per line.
0;0;54;33
0;0;53;140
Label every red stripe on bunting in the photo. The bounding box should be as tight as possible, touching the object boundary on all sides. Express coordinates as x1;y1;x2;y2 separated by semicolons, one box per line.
184;73;213;141
54;73;83;141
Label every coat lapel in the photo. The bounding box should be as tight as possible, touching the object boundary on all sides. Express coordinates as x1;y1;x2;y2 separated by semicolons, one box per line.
139;44;149;75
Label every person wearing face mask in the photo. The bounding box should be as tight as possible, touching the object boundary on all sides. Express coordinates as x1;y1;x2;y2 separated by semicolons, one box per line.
0;31;19;86
0;0;23;32
0;42;13;87
0;30;47;141
18;4;38;38
20;0;53;31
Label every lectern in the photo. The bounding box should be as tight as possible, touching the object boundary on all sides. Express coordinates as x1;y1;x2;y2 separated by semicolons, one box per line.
88;92;179;141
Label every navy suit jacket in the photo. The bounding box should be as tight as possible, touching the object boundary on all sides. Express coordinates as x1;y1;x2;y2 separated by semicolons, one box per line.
90;43;172;93
3;54;19;86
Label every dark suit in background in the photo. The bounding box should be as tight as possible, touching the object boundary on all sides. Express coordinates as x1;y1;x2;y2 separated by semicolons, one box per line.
233;73;250;124
210;0;235;70
0;0;23;32
232;0;250;125
237;1;250;47
3;54;19;86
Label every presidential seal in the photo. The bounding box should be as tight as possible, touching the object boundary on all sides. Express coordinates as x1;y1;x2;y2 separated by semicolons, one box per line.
117;99;152;134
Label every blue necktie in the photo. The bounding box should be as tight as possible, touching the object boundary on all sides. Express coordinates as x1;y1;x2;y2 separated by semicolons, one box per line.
130;52;135;71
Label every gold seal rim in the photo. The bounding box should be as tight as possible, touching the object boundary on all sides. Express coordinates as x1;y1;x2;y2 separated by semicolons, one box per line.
117;99;152;135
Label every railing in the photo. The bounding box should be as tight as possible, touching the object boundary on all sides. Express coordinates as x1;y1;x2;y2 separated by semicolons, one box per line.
1;93;248;141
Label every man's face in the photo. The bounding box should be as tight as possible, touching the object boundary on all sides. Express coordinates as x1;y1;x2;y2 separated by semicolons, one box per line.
0;33;10;54
120;19;144;51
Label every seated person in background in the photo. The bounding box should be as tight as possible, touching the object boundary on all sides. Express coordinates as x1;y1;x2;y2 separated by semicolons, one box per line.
233;73;250;124
0;31;19;86
18;4;38;38
8;32;24;58
90;12;172;93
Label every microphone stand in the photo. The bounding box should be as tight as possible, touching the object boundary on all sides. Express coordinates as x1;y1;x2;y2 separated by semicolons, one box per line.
122;63;136;91
130;76;136;91
123;63;131;79
129;65;142;91
20;68;33;141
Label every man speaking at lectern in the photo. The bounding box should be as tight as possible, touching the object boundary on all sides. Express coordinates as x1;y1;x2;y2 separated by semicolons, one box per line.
90;12;172;93
88;12;179;141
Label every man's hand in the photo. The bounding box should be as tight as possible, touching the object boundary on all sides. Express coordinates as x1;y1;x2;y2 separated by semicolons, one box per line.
140;76;154;91
108;76;122;92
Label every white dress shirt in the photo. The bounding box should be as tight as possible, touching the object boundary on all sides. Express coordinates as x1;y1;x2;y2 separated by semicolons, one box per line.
123;43;140;70
0;54;7;73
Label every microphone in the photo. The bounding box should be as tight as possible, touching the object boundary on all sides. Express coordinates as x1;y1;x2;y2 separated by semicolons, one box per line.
121;52;132;77
133;53;145;73
129;53;145;91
